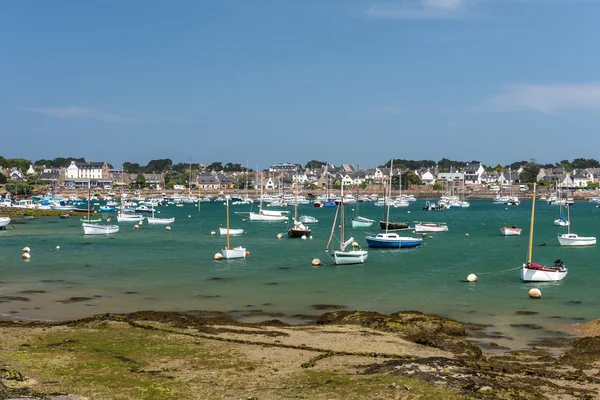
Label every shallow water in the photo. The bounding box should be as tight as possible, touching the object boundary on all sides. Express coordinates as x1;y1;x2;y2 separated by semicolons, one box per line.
1;198;598;350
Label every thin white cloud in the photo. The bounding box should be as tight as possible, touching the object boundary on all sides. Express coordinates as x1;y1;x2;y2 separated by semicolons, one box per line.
488;83;600;114
366;0;470;20
25;106;134;123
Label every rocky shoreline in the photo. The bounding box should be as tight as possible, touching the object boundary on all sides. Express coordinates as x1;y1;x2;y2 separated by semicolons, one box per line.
1;310;598;399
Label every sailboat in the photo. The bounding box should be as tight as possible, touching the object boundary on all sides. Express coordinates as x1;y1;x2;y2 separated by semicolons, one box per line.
553;192;569;226
82;181;119;235
287;183;311;238
221;195;247;259
365;164;422;248
117;192;144;222
244;173;289;221
378;161;409;231
146;203;175;225
325;182;368;265
520;183;568;282
557;204;596;246
351;185;374;228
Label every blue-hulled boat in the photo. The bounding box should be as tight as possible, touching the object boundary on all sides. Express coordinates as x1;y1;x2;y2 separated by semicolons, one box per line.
365;232;423;248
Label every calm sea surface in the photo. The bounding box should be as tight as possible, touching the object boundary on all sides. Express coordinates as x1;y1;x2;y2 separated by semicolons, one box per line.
1;198;599;350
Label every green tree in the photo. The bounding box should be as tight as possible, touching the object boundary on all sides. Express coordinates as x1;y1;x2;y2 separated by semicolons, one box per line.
359;182;368;190
123;162;142;173
572;158;600;169
5;181;32;195
145;159;172;173
519;164;540;183
135;173;146;187
0;174;7;184
207;162;223;171
304;160;327;169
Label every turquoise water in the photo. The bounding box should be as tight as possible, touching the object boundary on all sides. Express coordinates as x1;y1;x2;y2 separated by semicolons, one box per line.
1;199;599;350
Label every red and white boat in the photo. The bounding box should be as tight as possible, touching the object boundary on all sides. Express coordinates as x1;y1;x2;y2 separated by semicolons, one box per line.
500;226;521;236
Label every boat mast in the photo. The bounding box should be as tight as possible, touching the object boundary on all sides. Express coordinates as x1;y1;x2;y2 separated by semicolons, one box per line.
87;181;91;223
527;183;536;264
340;180;345;245
567;202;571;235
385;160;393;233
226;195;231;250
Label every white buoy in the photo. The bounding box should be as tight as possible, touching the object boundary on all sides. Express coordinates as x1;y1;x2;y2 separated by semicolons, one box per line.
138;220;143;225
134;224;139;229
166;226;171;231
467;274;478;282
301;235;307;240
312;258;321;266
407;211;411;214
56;246;60;250
210;231;216;235
214;253;223;260
22;253;31;260
22;247;31;253
529;288;542;299
352;241;359;247
309;236;313;240
188;215;191;218
465;233;469;236
277;233;283;239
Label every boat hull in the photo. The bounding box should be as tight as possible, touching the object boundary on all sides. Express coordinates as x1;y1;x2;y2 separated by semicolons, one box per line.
500;227;522;236
365;233;422;248
333;250;368;265
415;223;448;233
82;223;119;235
219;227;244;236
117;214;144;222
557;234;596;246
287;228;311;238
147;217;175;225
221;246;247;259
379;221;409;231
520;263;567;282
248;212;288;221
0;217;11;227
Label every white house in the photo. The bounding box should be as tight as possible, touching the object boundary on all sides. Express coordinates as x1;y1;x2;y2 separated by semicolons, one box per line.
463;163;485;185
341;174;354;187
418;169;436;185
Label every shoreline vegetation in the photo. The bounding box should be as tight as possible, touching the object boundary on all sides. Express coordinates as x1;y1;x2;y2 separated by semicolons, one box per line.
1;310;599;399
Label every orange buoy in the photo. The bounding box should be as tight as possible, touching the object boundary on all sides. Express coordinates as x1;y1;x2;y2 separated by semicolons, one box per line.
246;251;250;256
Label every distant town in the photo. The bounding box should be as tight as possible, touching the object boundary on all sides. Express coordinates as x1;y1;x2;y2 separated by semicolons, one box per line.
1;156;600;195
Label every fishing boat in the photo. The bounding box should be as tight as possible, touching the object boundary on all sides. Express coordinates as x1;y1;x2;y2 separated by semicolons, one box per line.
414;222;448;233
500;225;522;236
287;183;311;239
325;182;368;265
521;183;567;282
221;196;247;259
82;182;119;235
557;204;596;246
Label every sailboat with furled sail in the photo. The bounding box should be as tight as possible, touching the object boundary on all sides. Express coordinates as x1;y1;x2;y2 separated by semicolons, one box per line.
239;173;288;221
325;182;368;265
82;181;119;235
221;195;247;259
520;183;567;282
287;182;311;238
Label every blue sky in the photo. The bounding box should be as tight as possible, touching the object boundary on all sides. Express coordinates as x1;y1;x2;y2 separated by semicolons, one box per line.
2;0;600;169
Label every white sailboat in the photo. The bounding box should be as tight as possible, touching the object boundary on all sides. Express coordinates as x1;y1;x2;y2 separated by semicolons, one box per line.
351;185;374;228
221;195;247;259
146;203;175;225
521;183;567;282
325;182;368;265
557;204;596;246
82;182;119;235
117;192;144;222
247;173;288;221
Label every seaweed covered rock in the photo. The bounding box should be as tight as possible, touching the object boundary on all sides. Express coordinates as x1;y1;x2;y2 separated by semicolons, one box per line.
560;336;600;367
316;310;480;358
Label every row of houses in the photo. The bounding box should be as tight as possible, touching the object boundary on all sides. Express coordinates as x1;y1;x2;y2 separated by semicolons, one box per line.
3;161;600;190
